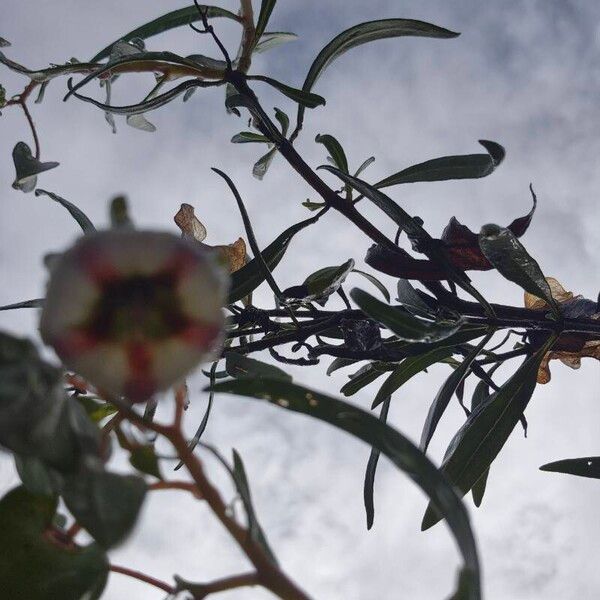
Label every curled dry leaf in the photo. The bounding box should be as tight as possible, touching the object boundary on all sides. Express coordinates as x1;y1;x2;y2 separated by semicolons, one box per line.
174;203;247;273
525;277;600;383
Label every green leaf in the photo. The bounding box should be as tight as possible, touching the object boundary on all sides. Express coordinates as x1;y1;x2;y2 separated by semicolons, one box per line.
320;166;492;311
126;113;156;132
231;131;272;144
0;486;108;599
231;449;279;565
478;225;560;317
225;352;292;381
210;378;481;599
420;332;494;452
274;107;290;136
422;335;556;530
0;331;101;472
254;31;297;54
129;445;162;479
295;19;459;134
354;156;376;178
351;288;464;343
62;470;147;549
35;189;96;233
0;83;6;108
302;199;326;211
315;133;349;173
0;51;98;83
352;269;390;302
14;455;60;497
326;357;358;375
286;258;355;304
373;140;505;188
540;457;600;479
396;279;435;316
340;362;392;397
364;396;391;529
228;211;324;303
254;0;278;45
12;142;59;193
469;364;500;507
76;397;118;424
252;146;277;180
372;346;455;409
91;6;240;62
0;298;44;311
247;75;326;109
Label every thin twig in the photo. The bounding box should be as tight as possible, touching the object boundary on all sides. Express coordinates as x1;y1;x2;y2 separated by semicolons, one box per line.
109;564;175;595
19;100;40;158
193;1;233;70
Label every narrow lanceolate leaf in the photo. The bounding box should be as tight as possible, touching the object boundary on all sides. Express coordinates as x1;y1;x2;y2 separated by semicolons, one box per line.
372;346;455;409
469;363;500;507
91;6;240;62
0;298;44;311
295;19;459;134
231;449;278;565
231;132;271;144
321;166;492;312
478;224;560;317
252;147;277;180
373;140;505;188
422;335;556;530
326;357;358;376
351;288;464;343
396;279;435;316
229;211;324;302
354;156;376;178
316;133;349;173
284;259;355;304
210;378;481;600
274;107;290;136
420;332;494;452
352;269;390;303
364;396;391;529
340;362;392;397
35;189;96;233
540;457;600;479
254;0;278;45
254;31;298;54
247;75;326;109
225;352;291;382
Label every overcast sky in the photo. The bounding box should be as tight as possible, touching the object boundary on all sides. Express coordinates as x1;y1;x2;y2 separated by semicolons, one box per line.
1;1;599;599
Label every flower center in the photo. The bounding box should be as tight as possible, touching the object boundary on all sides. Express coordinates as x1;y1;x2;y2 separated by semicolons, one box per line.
85;271;188;342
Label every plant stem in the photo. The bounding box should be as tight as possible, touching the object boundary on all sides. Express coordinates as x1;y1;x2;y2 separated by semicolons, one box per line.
109;564;175;594
116;403;312;600
20;100;40;158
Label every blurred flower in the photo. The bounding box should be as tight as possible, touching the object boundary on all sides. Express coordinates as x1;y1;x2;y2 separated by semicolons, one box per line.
524;277;599;384
40;230;229;402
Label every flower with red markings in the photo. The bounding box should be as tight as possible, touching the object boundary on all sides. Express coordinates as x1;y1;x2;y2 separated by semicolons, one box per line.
40;230;229;403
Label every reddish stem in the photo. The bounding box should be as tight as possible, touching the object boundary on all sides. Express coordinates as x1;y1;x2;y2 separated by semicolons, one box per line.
110;564;175;594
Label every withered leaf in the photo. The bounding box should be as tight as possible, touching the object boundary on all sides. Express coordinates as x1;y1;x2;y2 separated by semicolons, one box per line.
174;203;207;242
174;203;247;273
525;277;600;383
